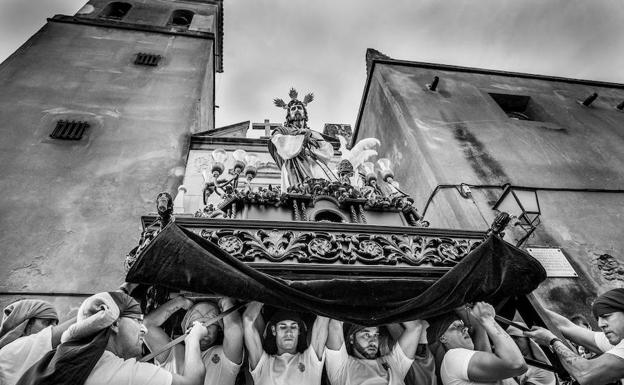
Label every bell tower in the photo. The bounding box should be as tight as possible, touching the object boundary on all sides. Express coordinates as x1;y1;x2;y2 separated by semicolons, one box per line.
0;0;223;311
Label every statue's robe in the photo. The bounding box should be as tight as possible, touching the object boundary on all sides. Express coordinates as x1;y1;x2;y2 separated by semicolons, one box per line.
268;125;336;190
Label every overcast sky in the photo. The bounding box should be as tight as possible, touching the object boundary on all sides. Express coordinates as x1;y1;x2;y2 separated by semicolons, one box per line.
1;0;623;130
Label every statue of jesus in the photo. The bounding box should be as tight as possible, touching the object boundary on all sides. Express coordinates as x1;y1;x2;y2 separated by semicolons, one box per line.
269;88;337;191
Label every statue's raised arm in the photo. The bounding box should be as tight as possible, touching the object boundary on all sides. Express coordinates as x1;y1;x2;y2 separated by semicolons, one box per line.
269;88;336;191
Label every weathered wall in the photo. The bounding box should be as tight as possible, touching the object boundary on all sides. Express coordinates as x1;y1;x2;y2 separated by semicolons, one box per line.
0;20;215;298
357;62;624;318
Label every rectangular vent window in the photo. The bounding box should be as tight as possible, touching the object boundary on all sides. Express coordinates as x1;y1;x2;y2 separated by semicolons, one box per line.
50;120;89;140
134;53;162;66
488;93;550;122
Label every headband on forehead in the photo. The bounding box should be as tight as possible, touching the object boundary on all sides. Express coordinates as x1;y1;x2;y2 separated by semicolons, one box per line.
592;288;624;318
426;313;459;345
181;302;220;331
61;291;142;343
269;310;304;327
0;299;58;349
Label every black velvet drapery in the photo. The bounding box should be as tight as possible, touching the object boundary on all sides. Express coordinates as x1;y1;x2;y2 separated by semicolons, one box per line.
126;223;546;325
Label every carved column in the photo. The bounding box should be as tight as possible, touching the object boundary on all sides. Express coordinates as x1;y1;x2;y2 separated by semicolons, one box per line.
301;202;308;221
350;205;358;223
231;203;237;219
293;200;301;221
358;204;367;224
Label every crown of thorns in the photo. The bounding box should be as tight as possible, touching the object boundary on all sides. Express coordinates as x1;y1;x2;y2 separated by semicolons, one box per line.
273;88;314;109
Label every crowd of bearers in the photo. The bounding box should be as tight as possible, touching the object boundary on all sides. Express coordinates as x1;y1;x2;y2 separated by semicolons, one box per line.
2;290;624;385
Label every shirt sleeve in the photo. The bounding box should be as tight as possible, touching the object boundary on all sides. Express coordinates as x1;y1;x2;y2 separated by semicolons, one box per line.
127;360;173;385
325;343;349;385
249;351;268;381
441;348;477;383
385;342;414;378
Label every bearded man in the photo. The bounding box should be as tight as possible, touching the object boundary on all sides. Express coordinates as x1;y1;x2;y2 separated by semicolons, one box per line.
269;88;336;191
525;288;624;385
16;291;208;385
243;301;329;385
143;296;243;385
325;318;427;385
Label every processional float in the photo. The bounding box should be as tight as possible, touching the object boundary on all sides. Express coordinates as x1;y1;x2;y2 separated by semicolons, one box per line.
122;89;566;375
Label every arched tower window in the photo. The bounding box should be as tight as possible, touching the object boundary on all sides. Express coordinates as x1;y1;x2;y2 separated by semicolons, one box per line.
169;10;194;29
100;2;132;20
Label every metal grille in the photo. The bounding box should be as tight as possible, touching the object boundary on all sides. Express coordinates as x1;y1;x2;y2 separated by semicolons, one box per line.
134;53;162;67
50;120;89;140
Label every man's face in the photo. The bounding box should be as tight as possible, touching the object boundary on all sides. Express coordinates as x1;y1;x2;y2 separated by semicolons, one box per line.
353;327;380;359
441;320;474;350
186;303;220;351
116;316;147;359
272;320;299;354
598;311;624;345
25;318;58;336
288;104;305;121
157;195;170;214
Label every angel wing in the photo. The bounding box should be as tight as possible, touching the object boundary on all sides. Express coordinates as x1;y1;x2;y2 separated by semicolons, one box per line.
347;137;380;170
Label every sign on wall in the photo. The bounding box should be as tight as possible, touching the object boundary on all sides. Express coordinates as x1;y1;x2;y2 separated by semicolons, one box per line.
526;247;578;277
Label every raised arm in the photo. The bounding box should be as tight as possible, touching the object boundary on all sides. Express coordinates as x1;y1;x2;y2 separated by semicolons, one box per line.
542;309;599;352
456;305;491;353
327;319;345;350
243;301;264;370
51;317;76;348
524;326;624;385
219;297;243;364
143;296;193;363
467;302;527;382
309;316;329;360
397;320;426;359
171;322;207;385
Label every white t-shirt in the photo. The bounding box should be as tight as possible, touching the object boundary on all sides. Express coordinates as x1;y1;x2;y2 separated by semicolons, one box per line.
594;331;624;360
156;344;241;385
0;325;53;385
441;348;496;385
594;331;624;384
516;366;555;385
325;343;413;385
84;350;172;385
251;346;324;385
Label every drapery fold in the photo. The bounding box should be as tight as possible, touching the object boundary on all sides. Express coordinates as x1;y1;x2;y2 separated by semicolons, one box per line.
126;223;546;325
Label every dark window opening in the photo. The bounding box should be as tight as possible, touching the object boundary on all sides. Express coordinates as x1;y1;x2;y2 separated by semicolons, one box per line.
100;2;132;20
488;93;549;122
313;210;344;223
134;53;162;66
169;10;194;29
50;120;89;140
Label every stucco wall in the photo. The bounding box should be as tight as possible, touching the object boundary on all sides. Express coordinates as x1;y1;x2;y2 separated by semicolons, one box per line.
357;62;624;318
0;21;215;296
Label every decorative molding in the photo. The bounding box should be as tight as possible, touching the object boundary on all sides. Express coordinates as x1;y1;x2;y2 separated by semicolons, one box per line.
196;227;481;267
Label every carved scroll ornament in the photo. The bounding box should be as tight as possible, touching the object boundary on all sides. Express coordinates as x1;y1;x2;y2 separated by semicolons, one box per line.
198;228;480;267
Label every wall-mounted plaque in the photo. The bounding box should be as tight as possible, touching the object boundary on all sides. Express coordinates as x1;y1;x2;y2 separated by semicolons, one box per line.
526;247;578;277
